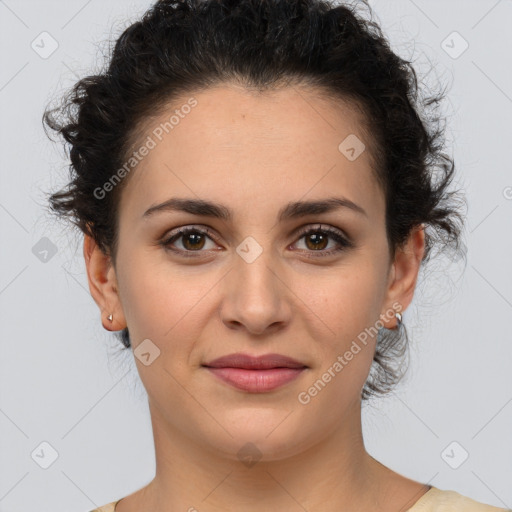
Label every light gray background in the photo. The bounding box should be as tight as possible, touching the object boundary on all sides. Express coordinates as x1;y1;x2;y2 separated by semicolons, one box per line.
1;0;511;511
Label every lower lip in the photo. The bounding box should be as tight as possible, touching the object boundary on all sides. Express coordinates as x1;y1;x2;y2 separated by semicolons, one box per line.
204;367;306;392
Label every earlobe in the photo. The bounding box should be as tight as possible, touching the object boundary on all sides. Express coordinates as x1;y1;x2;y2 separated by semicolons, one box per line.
83;234;126;331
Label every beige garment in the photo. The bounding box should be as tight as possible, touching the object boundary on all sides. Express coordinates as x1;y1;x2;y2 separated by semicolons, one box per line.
89;487;511;511
406;487;510;511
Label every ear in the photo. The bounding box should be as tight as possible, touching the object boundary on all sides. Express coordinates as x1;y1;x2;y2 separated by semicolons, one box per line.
381;224;425;328
83;234;126;331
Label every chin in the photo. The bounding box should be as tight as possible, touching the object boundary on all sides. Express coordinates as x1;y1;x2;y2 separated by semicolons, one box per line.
197;410;315;463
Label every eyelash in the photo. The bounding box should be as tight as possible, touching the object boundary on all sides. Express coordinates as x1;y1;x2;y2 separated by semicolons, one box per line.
159;224;354;259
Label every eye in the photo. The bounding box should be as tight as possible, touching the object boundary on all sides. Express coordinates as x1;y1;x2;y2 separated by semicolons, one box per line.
160;226;219;257
291;224;354;258
160;224;354;258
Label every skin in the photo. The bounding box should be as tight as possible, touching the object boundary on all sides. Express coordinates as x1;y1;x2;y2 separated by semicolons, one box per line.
84;83;428;512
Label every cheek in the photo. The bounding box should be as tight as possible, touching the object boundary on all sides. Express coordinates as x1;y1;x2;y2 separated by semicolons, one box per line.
294;266;384;394
299;279;379;411
116;252;216;348
296;261;384;334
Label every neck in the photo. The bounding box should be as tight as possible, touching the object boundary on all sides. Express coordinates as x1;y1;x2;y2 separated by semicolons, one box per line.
138;397;387;512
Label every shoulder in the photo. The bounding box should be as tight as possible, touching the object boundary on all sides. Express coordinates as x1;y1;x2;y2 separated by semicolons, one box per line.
88;501;119;512
408;487;510;512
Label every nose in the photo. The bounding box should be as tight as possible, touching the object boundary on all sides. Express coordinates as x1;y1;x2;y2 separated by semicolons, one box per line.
219;248;293;337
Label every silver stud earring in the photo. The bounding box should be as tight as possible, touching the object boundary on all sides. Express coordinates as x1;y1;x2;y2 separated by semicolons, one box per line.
107;313;113;322
395;312;402;328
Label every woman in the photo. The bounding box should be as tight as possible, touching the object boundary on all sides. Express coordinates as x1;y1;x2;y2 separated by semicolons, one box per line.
43;0;508;510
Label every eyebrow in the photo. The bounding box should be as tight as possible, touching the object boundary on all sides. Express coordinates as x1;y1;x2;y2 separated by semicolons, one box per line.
142;196;368;221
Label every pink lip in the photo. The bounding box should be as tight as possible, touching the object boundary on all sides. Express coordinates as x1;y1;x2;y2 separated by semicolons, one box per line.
203;352;307;370
202;352;308;392
205;367;306;392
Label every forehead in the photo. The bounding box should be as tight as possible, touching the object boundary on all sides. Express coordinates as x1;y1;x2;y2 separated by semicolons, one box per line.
118;84;384;225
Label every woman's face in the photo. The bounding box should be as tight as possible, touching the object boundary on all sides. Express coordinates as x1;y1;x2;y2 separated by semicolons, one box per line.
87;84;423;461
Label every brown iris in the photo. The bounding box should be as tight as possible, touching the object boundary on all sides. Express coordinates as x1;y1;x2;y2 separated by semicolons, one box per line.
182;232;206;250
304;232;329;251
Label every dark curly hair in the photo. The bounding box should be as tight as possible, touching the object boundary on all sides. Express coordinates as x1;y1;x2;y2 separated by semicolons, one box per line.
43;0;466;401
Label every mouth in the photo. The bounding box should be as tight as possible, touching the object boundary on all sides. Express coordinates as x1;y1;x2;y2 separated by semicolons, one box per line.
201;352;308;392
202;352;308;370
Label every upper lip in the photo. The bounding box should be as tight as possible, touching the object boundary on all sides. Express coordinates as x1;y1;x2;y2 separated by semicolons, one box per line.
202;352;307;369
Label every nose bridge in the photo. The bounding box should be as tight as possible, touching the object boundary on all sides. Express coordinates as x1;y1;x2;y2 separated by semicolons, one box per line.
234;234;282;300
